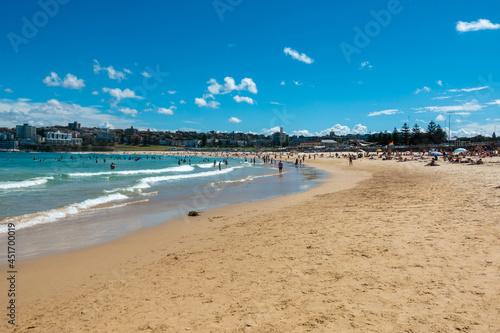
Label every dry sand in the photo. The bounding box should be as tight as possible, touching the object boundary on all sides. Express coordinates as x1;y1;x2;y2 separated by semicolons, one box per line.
2;156;499;332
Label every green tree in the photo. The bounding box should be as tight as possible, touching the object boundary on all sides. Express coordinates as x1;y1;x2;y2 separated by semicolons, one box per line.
410;124;422;145
392;127;400;145
401;122;410;146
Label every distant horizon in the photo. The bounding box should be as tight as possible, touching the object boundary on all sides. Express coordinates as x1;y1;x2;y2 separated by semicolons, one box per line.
1;1;499;138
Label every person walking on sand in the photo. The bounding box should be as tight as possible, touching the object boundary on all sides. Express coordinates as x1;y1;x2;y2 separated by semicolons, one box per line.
278;160;283;173
349;154;353;166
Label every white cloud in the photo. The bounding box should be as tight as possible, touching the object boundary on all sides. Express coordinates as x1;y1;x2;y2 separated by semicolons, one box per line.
0;98;129;128
207;77;258;95
351;124;368;134
436;114;446;121
179;100;186;104
194;94;220;109
280;81;285;86
270;101;284;105
158;106;175;115
432;96;451;100
100;121;114;129
437;80;443;87
456;19;500;32
167;90;177;95
360;61;372;69
293;81;302;86
448;86;489;92
228;117;242;124
288;124;368;137
283;47;314;64
119;107;138;117
43;72;85;89
93;59;127;82
233;96;254;104
102;87;142;102
368;109;401;116
487;99;500;105
123;69;132;74
141;71;152;78
415;86;431;94
4;88;13;93
261;126;282;136
92;91;99;95
424;99;483;112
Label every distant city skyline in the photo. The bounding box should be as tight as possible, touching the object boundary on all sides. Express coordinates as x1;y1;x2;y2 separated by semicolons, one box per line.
1;1;499;137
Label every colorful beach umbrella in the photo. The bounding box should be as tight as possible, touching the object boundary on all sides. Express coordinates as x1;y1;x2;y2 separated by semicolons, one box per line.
431;152;443;156
454;148;467;153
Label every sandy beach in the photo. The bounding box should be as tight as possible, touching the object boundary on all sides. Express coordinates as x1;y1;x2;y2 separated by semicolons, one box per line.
2;154;500;332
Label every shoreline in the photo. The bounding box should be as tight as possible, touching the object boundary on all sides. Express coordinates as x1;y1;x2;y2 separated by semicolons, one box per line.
2;155;499;332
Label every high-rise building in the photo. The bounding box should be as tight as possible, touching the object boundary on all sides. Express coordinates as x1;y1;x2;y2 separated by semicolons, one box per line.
15;123;36;139
272;127;288;146
68;121;81;130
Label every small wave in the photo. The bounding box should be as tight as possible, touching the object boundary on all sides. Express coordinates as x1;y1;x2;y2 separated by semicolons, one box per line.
67;165;194;177
0;176;54;190
197;163;216;168
0;193;129;233
119;166;240;193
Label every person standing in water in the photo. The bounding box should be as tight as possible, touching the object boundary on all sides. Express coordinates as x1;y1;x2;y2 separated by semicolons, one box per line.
278;161;283;174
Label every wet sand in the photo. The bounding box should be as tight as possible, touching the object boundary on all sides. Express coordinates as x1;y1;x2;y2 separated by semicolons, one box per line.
2;155;499;332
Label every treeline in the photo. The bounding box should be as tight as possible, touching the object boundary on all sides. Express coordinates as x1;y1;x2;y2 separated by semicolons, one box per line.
367;121;447;146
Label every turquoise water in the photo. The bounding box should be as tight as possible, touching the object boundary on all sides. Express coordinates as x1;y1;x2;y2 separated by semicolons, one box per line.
0;152;324;241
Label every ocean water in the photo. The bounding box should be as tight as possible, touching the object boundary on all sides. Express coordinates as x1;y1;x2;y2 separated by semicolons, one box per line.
0;152;324;258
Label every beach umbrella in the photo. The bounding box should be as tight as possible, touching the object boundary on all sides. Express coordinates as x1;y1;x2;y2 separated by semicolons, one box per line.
454;148;467;153
431;151;443;156
376;149;382;152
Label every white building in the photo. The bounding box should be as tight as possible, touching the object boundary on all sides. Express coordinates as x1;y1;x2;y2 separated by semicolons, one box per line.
45;131;82;145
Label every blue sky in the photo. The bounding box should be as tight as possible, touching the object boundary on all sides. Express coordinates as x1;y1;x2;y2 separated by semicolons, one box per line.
1;0;499;137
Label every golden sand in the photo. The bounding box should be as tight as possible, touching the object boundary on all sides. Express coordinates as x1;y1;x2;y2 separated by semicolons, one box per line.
2;155;499;332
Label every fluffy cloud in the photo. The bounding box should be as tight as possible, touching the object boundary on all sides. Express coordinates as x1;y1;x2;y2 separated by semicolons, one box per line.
284;47;314;64
179;100;186;104
194;94;220;109
119;107;138;117
448;86;489;92
432;96;451;100
158;106;175;115
293;81;302;86
228;117;242;124
167;90;177;95
4;88;13;93
92;91;99;95
456;19;500;32
233;96;254;104
43;72;85;89
368;109;401;116
415;86;431;94
284;124;368;137
437;80;443;87
0;98;128;128
280;81;285;86
207;77;258;95
436;114;446;121
360;61;372;69
487;99;500;105
141;71;152;78
93;59;127;82
102;87;142;102
424;100;483;112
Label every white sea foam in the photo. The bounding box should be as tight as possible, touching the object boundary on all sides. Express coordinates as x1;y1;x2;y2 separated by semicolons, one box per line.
67;165;194;177
197;163;216;168
118;166;240;193
0;176;54;190
0;193;129;233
